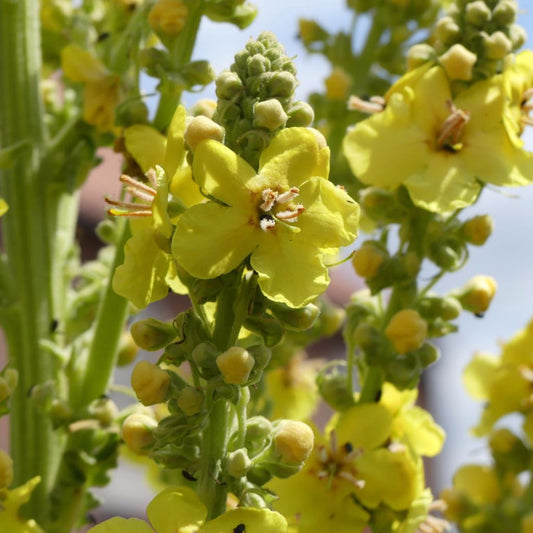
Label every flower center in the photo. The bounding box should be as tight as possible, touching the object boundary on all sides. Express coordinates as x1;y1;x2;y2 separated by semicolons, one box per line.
310;430;365;490
258;186;305;231
105;169;157;217
436;100;470;152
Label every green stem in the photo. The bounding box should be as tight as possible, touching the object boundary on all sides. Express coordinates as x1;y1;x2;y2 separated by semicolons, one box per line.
358;366;384;404
236;386;250;449
0;0;66;525
153;0;204;131
75;220;130;408
197;397;230;520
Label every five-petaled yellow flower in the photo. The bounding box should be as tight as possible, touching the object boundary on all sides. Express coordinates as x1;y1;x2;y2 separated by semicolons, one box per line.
172;127;360;308
343;63;533;213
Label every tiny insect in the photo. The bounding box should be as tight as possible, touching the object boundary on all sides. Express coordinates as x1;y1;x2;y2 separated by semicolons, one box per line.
233;524;246;533
182;470;197;482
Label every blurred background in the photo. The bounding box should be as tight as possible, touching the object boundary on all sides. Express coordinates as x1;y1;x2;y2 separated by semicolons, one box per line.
12;0;533;523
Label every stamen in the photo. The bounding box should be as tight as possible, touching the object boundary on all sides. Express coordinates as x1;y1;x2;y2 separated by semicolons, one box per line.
338;471;365;488
388;441;406;453
108;208;153;217
519;365;533;382
260;188;278;211
105;198;152;210
276;187;300;204
124;187;156;203
436;100;470;150
146;167;158;188
348;95;385;114
120;174;157;197
276;205;305;221
317;445;329;463
259;215;276;231
522;87;533;102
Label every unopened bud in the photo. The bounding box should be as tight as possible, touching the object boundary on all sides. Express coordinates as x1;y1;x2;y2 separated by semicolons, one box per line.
325;67;351;100
253;99;287;131
131;361;170;406
456;275;497;315
492;1;518;27
176;387;204;416
246;416;273;442
216;347;255;385
0;378;10;403
89;397;119;427
273;420;314;465
189;98;217;118
482;31;513;60
439;44;477;81
461;215;493;245
130;318;178;351
227;448;252;478
268;302;319;331
465;1;492;27
509;24;527;49
286;101;314;127
268;71;298;97
122;413;157;455
117;331;139;366
184;116;224;151
0;450;13;489
385;309;427;354
148;0;188;38
435;17;461;45
407;44;435;70
191;342;220;379
352;241;388;279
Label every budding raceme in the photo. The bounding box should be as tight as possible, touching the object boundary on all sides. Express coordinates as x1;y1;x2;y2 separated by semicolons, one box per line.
385;309;428;354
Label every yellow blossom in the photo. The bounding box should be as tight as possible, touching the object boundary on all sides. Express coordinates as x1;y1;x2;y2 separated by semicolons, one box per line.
149;0;188;38
343;63;533;213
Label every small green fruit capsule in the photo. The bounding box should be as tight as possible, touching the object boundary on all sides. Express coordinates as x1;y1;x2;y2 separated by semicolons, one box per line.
191;342;220;379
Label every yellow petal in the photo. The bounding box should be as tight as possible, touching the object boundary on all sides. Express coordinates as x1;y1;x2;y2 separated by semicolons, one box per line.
88;517;153;533
61;44;108;83
124;126;166;173
200;508;287;533
164;105;187;177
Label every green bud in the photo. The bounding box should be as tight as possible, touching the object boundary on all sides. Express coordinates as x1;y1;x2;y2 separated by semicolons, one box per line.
246;464;273;485
460;214;493;246
246;416;273;442
509;24;527;49
180;60;216;88
50;399;73;428
115;99;149;127
244;315;284;347
247;54;271;76
268;302;320;331
122;413;157;455
465;1;492;27
191;342;220;379
177;387;204;416
130;318;178;351
385;353;420;390
227;448;252;478
89;396;118;427
216;70;243;100
353;323;385;354
0;379;10;403
407;43;436;70
316;369;356;410
268;71;298;97
434;16;461;45
95;219;118;244
286;101;314;127
415;342;440;368
418;296;461;321
247;345;271;374
428;238;466;271
489;428;530;473
138;47;172;78
492;0;518;26
482;31;513;60
253;99;287;131
359;187;407;224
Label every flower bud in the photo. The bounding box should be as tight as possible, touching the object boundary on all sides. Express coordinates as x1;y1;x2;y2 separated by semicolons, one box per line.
492;0;518;26
461;214;493;246
325;67;351;100
316;370;356;411
465;1;492;27
439;44;477;81
286;101;314;127
385;309;427;354
352;241;388;279
117;331;139;366
191;342;220;379
456;275;497;315
50;399;73;427
131;360;170;406
122;413;157;455
130;318;178;351
0;378;10;403
216;347;255;385
0;450;13;489
184;116;225;151
509;24;527;49
247;54;271;76
482;31;513;60
227;448;252;478
268;71;297;97
359;187;406;224
489;428;530;474
189;98;217;118
246;416;273;443
176;386;204;416
148;0;188;38
268;302;319;331
353;323;386;355
418;295;462;321
434;16;461;45
273;420;314;465
180;61;216;88
407;44;436;71
253;99;287;131
416;343;440;368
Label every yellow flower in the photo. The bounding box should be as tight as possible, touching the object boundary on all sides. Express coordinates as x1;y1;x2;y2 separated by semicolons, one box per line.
325;67;351;100
0;476;43;533
61;44;120;132
88;486;288;533
149;0;188;38
268;403;420;533
172;127;359;308
343;64;533;213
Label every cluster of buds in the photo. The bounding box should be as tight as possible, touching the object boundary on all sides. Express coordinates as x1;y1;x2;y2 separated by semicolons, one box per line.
213;31;314;169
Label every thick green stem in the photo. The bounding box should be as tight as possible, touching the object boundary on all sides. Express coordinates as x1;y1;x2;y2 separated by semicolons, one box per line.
358;366;384;404
75;220;130;408
0;0;64;524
